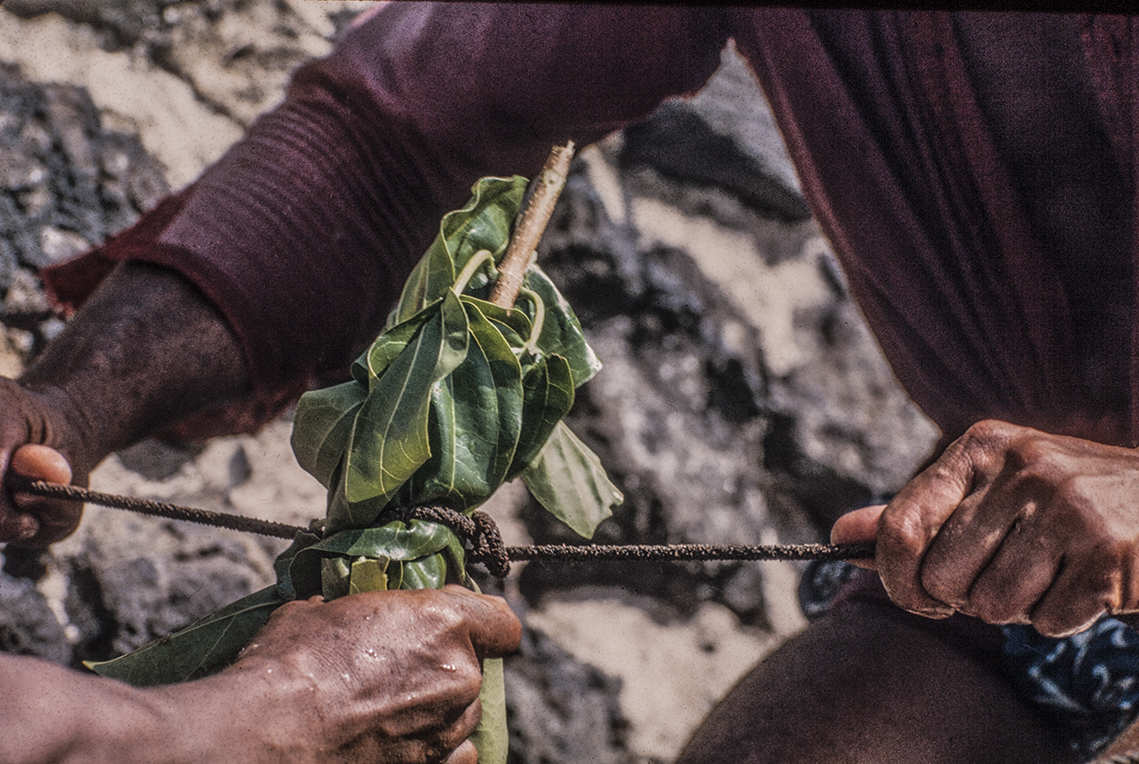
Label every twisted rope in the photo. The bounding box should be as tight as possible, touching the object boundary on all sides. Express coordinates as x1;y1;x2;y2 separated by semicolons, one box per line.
10;477;307;539
11;479;875;575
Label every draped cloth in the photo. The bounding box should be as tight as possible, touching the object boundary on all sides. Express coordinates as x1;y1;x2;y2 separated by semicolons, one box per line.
40;7;1139;447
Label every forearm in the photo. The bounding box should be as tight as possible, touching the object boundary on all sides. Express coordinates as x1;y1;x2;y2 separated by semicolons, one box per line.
0;654;287;764
20;261;248;469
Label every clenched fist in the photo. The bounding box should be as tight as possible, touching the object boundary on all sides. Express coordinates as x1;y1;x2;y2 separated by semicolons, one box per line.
833;419;1139;637
217;586;522;763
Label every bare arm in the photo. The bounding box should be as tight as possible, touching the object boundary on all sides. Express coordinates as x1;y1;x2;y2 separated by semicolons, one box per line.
0;587;520;763
0;260;247;544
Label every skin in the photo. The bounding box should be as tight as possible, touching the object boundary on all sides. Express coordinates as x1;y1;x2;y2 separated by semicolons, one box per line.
0;260;522;760
680;418;1139;761
832;419;1139;638
677;597;1077;764
0;586;521;763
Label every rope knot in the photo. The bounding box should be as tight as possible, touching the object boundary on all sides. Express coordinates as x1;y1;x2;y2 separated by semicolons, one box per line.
401;506;511;578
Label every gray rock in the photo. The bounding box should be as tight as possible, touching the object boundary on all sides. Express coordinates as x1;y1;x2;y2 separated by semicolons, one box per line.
505;626;631;764
0;63;169;348
0;568;69;664
620;45;810;222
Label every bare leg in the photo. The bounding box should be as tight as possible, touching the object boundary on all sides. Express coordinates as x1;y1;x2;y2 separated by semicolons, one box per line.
678;598;1078;763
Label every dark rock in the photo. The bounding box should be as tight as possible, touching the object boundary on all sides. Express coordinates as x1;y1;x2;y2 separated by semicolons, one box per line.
620;46;810;223
505;626;631;764
68;522;270;663
0;63;169;348
0;568;69;664
622;104;809;224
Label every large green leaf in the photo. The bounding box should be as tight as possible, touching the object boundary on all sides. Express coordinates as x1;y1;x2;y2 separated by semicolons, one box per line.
522;422;622;539
351;309;433;387
406;301;523;509
393;176;527;324
338;291;469;527
291;381;368;489
86;585;285;687
508;354;574;479
522;265;602;386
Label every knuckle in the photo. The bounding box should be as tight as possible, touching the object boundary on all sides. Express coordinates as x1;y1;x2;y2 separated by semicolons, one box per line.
963;419;1009;448
878;510;926;560
453;666;484;703
1007;437;1059;471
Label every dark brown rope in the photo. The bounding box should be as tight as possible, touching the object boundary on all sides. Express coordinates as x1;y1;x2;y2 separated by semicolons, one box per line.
11;479;875;576
10;477;308;539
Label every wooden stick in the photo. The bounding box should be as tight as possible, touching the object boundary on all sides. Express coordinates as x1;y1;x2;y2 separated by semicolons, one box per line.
490;141;575;308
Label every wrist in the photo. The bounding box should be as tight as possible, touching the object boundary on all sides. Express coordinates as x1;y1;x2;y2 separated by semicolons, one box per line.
144;656;319;763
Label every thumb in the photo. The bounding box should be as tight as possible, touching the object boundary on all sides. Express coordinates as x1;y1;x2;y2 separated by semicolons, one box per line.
10;444;72;485
830;504;886;570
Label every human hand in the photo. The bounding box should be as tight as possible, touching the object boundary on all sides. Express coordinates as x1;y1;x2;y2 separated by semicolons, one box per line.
831;419;1139;637
225;586;522;763
0;379;88;545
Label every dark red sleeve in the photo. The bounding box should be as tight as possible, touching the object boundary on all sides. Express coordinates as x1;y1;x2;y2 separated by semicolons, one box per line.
42;3;729;438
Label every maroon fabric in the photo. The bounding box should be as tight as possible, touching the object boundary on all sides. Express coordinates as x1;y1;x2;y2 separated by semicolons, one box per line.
39;6;1139;446
736;10;1135;446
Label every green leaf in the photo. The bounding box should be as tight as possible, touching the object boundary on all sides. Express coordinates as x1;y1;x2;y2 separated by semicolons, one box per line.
522;422;622;539
508;354;574;479
444;176;528;289
349;557;390;593
86;586;284;687
338;291;469;527
273;530;321;601
471;657;508;764
460;296;533;347
522;265;602;386
322;556;352;600
288;520;461;598
399;554;449;590
351;309;433;387
393;176;527;324
291;381;368;489
406;301;523;509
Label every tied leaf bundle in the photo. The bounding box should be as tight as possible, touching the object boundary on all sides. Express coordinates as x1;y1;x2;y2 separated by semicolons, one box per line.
87;173;622;763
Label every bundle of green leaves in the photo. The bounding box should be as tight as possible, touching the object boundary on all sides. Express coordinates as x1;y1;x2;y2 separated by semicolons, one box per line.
88;175;623;763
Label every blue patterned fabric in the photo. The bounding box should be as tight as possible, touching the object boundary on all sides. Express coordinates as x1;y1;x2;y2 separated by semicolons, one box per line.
799;559;1139;757
1001;619;1139;757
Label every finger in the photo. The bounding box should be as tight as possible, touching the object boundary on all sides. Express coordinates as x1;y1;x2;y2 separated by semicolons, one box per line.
0;510;38;542
917;490;994;608
434;700;482;759
1030;559;1111;638
830;504;884;570
876;442;977;617
444;586;522;658
5;445;80;545
964;515;1062;625
443;740;479;764
919;457;1053;610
